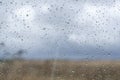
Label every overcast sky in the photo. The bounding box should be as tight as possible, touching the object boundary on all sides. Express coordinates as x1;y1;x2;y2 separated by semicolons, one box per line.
0;0;120;60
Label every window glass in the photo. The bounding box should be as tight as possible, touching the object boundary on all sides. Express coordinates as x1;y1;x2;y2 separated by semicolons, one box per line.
0;0;120;80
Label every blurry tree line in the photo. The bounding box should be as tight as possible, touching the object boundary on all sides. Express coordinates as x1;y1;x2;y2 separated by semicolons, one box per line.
0;42;27;60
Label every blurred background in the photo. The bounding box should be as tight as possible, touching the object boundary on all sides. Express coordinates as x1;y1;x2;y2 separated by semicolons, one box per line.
0;0;120;60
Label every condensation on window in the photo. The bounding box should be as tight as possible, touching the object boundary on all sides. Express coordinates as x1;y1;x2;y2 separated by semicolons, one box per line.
0;0;120;80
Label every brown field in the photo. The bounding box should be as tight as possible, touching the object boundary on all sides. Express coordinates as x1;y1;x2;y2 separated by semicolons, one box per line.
0;60;120;80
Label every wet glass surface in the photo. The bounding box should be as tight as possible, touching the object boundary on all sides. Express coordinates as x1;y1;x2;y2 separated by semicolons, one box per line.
0;0;120;80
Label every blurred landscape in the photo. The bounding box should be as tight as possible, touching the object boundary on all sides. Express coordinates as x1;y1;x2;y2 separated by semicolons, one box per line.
0;59;120;80
0;0;120;80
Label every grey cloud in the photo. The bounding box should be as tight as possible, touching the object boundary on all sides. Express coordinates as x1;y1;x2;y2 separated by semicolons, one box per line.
0;0;120;59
